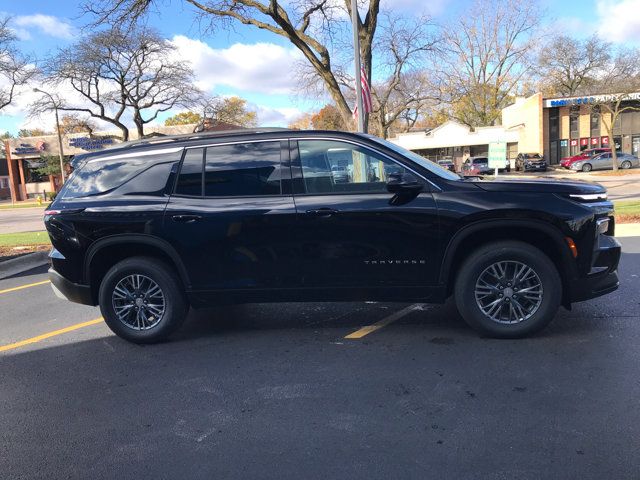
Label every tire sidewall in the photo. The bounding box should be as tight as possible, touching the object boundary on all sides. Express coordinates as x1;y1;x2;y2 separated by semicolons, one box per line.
582;164;592;172
455;243;562;338
99;258;187;343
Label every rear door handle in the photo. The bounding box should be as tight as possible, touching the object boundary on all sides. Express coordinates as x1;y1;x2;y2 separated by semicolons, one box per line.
172;214;202;223
305;208;339;217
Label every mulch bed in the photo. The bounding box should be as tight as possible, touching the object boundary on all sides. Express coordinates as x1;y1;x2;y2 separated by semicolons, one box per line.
0;245;50;263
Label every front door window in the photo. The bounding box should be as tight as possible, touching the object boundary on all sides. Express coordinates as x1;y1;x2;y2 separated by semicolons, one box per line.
298;140;410;194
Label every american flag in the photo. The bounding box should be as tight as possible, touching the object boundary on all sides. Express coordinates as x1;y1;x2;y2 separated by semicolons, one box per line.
353;64;372;118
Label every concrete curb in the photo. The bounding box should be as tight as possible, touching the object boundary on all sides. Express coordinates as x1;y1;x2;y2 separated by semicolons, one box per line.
0;251;49;280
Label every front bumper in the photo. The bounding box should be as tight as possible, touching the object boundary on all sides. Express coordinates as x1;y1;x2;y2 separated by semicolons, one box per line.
524;163;547;171
569;234;621;303
49;268;95;306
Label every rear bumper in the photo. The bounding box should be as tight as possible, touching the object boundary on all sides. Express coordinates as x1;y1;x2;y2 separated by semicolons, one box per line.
569;235;621;303
49;268;95;306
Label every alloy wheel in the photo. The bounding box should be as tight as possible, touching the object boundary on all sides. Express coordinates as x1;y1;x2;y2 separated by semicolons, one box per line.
112;274;166;330
474;261;543;324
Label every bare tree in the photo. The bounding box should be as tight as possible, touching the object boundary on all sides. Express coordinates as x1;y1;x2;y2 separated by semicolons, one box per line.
37;26;199;140
119;28;200;137
369;15;439;138
436;0;542;127
537;34;611;96
0;17;36;112
83;0;381;129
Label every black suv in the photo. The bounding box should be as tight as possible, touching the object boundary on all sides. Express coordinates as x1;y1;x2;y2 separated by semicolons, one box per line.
45;129;621;343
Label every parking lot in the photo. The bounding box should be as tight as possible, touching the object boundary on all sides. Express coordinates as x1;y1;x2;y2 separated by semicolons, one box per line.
0;236;639;479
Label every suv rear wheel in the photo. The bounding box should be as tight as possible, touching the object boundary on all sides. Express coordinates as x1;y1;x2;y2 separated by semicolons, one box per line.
454;241;561;338
99;257;188;343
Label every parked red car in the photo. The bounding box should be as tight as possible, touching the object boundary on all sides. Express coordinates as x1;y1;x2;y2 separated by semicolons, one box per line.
560;148;611;169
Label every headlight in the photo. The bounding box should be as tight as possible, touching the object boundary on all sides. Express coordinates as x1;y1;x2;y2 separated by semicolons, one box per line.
596;217;610;234
572;162;582;168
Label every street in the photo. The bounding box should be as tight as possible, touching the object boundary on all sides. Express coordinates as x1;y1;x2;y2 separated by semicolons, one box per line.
1;236;639;479
0;206;46;234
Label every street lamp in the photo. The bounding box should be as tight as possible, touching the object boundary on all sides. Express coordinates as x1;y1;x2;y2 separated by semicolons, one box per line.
33;87;66;184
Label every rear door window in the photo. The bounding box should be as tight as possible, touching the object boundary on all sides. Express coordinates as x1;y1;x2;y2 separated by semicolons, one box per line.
175;148;205;196
203;141;282;197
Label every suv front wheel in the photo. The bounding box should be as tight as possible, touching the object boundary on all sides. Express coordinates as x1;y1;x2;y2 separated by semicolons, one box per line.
99;257;189;343
454;241;561;338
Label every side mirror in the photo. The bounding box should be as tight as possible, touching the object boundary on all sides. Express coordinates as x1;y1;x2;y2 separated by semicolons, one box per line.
386;172;423;195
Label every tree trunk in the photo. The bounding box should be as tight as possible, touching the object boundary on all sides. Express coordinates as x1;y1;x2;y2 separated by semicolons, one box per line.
610;134;618;171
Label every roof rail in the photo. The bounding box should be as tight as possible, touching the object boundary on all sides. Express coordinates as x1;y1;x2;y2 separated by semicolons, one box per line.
110;127;289;151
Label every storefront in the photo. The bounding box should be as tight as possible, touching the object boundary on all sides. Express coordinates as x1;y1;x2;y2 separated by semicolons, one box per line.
543;93;640;163
390;121;519;171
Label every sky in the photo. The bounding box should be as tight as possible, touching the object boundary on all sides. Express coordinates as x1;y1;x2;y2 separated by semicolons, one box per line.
1;0;639;135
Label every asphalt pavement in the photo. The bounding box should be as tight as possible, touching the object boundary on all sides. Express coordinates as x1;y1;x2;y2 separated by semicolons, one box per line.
1;237;639;479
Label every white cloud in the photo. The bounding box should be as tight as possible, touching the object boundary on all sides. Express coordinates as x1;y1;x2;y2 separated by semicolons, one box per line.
254;105;303;126
13;14;74;40
597;0;640;43
170;36;302;95
385;0;450;16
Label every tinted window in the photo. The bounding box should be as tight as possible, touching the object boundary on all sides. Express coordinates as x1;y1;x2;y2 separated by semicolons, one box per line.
114;162;175;196
204;142;281;197
176;148;204;196
473;158;487;164
63;149;181;199
298;140;410;194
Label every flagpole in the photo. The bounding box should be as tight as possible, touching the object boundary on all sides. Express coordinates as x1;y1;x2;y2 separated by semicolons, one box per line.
351;0;364;133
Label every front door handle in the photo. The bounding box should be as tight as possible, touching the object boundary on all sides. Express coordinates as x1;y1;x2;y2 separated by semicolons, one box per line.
172;214;202;224
305;208;339;217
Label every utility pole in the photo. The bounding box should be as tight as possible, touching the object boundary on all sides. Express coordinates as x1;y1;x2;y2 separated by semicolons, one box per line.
351;0;364;133
33;88;66;184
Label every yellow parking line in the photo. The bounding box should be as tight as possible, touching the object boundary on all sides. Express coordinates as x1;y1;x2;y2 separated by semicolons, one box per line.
345;304;423;339
0;280;50;295
0;318;103;353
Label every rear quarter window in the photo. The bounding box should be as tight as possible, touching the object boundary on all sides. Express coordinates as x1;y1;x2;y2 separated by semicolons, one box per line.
62;149;181;199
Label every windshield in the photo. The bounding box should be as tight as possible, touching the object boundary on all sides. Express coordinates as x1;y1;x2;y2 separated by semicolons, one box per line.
364;135;460;181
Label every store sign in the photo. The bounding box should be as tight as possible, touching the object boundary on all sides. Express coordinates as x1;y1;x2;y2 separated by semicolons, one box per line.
545;92;640;108
570;139;578;147
68;136;115;151
548;97;595;107
13;142;46;155
488;141;507;169
591;137;599;146
601;136;609;145
580;138;589;146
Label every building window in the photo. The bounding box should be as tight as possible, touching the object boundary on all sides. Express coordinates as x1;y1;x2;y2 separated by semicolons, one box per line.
549;108;559;140
559;139;569;159
590;112;600;137
569;114;579;139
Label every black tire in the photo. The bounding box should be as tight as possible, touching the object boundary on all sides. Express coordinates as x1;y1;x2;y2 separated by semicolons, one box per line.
582;163;592;172
98;257;188;344
621;160;631;169
454;241;562;338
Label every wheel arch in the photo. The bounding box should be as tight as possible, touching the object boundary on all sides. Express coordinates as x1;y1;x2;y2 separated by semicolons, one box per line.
440;219;577;306
84;234;191;304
